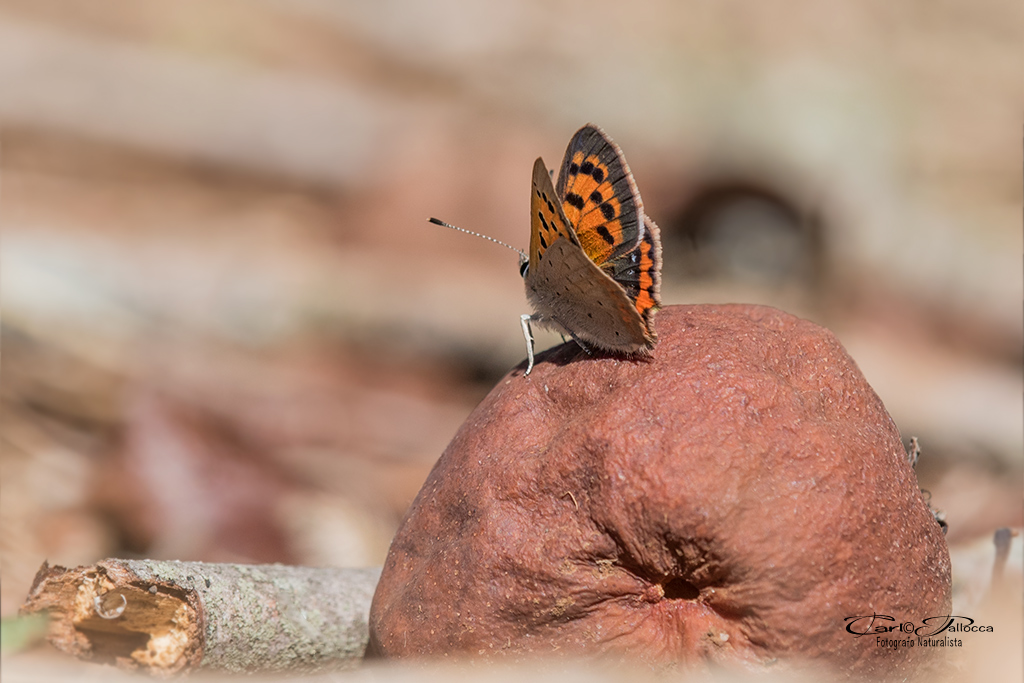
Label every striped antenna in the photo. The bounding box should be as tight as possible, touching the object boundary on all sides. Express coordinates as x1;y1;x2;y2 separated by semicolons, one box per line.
428;218;527;261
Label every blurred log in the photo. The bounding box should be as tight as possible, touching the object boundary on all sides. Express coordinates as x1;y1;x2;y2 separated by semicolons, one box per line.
0;19;389;187
20;559;380;676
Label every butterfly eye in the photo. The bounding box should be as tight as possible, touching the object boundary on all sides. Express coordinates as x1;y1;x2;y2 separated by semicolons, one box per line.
519;260;530;278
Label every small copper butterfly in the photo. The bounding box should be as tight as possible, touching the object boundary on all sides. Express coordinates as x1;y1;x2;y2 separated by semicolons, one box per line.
521;123;662;373
431;124;662;375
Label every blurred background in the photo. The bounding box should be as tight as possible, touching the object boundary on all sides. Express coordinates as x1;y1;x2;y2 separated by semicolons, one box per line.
1;0;1021;635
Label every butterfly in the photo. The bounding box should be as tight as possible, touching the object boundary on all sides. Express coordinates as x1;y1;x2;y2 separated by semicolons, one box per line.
519;123;662;374
430;124;661;375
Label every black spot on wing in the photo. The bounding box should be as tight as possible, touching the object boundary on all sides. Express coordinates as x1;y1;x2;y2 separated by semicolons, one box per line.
596;225;615;245
589;190;603;204
538;212;550;233
600;203;615;220
565;193;585;210
592;166;605;183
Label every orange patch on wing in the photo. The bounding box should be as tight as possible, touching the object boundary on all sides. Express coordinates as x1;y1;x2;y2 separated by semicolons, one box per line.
634;236;657;317
561;152;625;266
576;218;621;265
532;183;574;260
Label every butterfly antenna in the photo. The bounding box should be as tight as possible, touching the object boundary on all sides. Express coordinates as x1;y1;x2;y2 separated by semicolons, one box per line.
428;218;527;260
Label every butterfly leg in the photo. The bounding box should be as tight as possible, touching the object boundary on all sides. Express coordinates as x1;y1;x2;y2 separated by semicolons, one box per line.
520;314;536;375
568;333;593;356
549;316;593;356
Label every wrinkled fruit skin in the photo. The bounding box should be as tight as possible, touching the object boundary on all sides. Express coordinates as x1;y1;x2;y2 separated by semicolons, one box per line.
369;305;951;676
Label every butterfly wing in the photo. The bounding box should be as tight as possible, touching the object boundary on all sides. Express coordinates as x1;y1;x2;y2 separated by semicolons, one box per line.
555;124;661;332
525;238;651;352
555;124;645;268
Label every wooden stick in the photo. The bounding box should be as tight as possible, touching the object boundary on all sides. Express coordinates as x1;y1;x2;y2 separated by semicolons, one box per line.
20;559;380;676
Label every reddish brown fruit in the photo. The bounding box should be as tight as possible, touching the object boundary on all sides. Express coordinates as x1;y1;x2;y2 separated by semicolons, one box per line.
369;305;951;677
